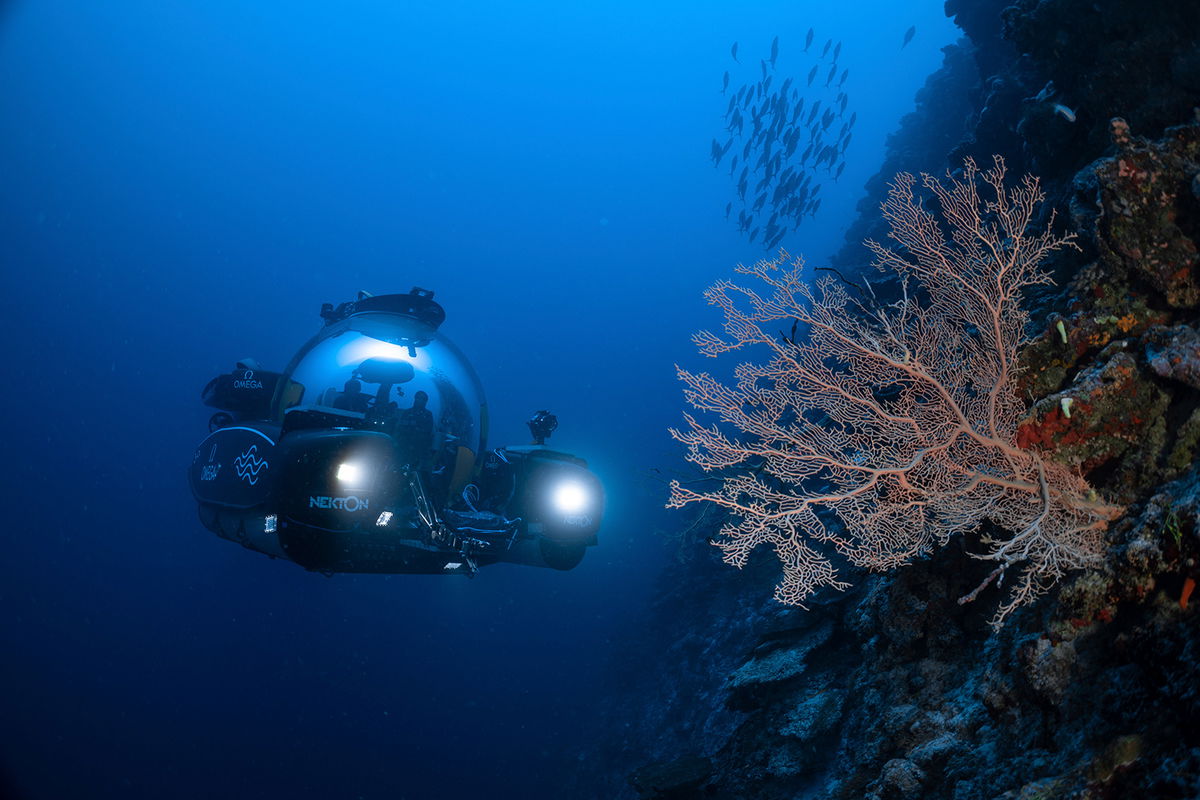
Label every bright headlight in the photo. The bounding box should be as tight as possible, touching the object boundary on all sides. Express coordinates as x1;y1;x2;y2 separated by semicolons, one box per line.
551;481;589;514
337;462;363;484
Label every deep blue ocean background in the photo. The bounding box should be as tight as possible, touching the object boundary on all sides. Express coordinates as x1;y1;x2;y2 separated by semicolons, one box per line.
0;2;955;797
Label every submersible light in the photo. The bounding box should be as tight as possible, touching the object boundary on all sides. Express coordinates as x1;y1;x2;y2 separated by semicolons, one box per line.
551;481;590;515
337;462;364;484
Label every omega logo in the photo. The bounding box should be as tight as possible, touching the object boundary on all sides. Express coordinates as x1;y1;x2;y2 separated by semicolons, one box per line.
234;370;264;390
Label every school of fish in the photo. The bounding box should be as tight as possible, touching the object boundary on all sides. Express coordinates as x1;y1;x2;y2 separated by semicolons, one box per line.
712;29;855;250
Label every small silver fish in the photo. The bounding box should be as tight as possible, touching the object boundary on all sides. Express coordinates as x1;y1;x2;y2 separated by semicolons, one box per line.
1052;103;1077;122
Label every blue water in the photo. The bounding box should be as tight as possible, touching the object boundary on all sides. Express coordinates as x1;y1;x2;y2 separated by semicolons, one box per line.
0;2;955;797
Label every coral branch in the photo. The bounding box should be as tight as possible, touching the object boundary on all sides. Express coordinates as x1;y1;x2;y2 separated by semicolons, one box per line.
671;157;1122;627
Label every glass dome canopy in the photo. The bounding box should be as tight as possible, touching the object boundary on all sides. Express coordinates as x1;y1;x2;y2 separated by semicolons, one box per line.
272;292;488;460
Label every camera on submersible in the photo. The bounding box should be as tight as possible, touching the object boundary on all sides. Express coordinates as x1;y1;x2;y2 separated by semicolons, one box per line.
188;288;602;576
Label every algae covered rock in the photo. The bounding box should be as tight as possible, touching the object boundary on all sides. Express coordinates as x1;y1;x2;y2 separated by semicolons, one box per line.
725;619;833;710
1145;323;1200;389
1017;347;1170;499
1094;118;1200;308
1019;637;1077;705
873;758;926;800
778;688;845;741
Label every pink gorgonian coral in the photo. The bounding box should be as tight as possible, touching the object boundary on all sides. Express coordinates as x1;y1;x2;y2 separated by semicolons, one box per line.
669;156;1123;627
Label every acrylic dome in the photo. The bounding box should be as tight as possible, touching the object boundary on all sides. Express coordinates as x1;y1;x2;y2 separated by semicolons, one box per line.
274;303;488;460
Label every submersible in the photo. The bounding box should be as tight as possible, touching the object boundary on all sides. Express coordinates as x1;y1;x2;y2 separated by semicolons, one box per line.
188;288;602;575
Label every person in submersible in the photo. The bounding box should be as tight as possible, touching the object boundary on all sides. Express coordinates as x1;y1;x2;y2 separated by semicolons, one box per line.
332;378;371;413
395;390;434;469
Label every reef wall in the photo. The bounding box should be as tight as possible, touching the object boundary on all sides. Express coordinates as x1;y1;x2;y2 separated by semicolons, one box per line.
579;0;1200;797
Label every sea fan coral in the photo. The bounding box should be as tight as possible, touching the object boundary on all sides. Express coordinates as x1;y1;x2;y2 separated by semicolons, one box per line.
670;156;1123;626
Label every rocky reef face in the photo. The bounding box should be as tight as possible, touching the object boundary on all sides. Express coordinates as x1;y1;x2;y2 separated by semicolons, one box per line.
1018;118;1200;504
674;465;1200;800
578;1;1200;798
992;0;1200;183
834;0;1200;271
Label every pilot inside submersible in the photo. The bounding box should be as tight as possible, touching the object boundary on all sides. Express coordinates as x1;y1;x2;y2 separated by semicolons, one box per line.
189;288;603;577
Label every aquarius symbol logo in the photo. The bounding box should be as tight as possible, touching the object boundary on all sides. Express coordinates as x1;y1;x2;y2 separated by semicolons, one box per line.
234;445;269;485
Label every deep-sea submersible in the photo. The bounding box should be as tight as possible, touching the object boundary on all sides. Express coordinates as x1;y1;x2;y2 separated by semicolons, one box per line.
188;289;602;575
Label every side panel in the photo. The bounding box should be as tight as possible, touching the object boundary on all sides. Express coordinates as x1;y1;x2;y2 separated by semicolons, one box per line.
197;503;288;560
188;425;279;509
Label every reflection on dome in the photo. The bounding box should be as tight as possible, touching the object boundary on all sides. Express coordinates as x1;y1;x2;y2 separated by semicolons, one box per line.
334;334;433;372
277;310;487;460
